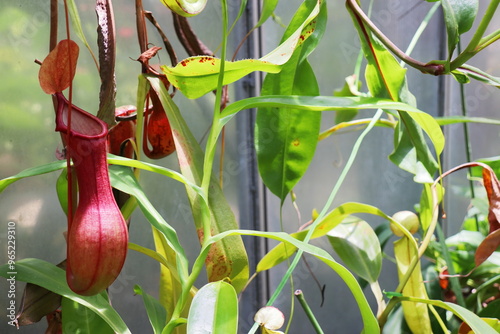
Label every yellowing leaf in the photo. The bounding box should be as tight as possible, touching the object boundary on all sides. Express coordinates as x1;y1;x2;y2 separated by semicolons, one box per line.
394;237;432;334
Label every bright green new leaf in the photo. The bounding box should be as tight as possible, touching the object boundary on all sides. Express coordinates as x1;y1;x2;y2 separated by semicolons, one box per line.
186;281;238;334
0;259;130;334
327;217;382;283
134;285;167;334
147;76;249;293
162;0;321;99
441;0;479;56
61;297;115;334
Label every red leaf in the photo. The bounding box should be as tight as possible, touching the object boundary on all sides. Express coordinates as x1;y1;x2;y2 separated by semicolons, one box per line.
475;228;500;267
38;39;79;94
482;168;500;233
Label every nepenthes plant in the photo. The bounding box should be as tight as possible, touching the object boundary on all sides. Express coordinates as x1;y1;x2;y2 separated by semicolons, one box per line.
2;0;500;333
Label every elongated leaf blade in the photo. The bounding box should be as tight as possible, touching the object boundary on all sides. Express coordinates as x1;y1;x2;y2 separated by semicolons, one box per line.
61;297;115;334
394;238;432;334
397;296;498;334
258;202;396;272
441;0;478;56
198;229;380;334
0;160;66;193
162;1;321;99
147;76;249;293
0;259;130;334
134;285;167;334
327;218;382;283
256;57;321;201
186;281;238;334
108;165;190;284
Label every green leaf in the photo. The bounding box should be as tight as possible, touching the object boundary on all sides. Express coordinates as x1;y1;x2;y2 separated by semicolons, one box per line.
161;0;321;99
108;165;190;285
66;0;98;70
134;285;167;334
257;202;400;272
389;112;440;183
186;281;238;334
255;1;327;202
441;0;479;56
333;75;363;124
435;116;500;126
56;168;69;215
419;183;445;232
61;297;115;334
226;95;444;186
397;296;498;334
0;160;66;193
327;217;382;283
0;259;130;334
151;229;193;328
348;6;408;101
255;0;279;29
198;229;379;334
456;64;500;87
256;57;321;201
147;76;249;293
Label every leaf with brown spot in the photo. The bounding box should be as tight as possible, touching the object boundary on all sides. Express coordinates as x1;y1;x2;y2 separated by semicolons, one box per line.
38;39;79;94
482;167;500;233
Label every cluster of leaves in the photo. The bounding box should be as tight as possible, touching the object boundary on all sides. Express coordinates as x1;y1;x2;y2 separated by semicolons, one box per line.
2;0;500;333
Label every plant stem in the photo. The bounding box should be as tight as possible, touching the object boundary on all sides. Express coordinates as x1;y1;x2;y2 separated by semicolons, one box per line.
478;28;500;51
449;0;500;70
200;0;228;243
295;290;324;334
346;0;444;75
318;118;395;141
457;41;479;230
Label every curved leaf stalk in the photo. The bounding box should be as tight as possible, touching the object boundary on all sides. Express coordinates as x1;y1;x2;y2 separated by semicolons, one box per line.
345;0;445;75
249;108;385;334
